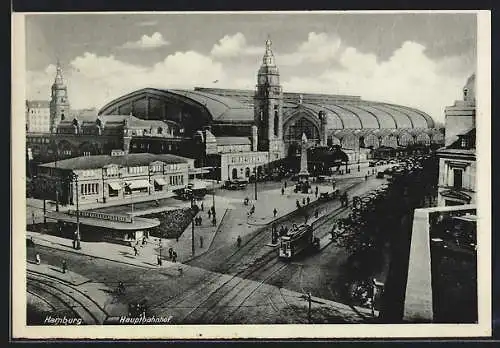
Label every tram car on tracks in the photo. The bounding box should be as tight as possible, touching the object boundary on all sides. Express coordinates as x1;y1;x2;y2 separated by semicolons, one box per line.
279;224;320;259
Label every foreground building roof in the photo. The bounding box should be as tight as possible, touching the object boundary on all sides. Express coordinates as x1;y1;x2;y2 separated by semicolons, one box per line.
39;153;191;170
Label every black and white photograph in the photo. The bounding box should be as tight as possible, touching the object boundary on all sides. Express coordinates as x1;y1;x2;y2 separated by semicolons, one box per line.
11;10;491;339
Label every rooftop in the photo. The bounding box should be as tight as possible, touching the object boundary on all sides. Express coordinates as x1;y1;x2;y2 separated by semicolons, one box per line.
216;136;251;146
45;211;160;230
26;100;50;108
39;153;192;170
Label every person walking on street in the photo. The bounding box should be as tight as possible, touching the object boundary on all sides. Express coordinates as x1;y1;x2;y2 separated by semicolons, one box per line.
314;210;319;219
35;253;41;265
302;197;306;206
212;217;217;226
296;199;300;209
281;187;285;195
208;209;212;219
168;247;173;260
273;208;277;217
201;202;204;211
200;235;204;248
62;260;67;274
199;216;203;226
284;181;287;189
133;246;138;256
237;235;242;248
306;196;310;205
172;251;177;263
315;186;319;198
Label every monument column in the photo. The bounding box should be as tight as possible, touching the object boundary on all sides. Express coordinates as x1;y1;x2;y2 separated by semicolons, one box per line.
298;133;310;182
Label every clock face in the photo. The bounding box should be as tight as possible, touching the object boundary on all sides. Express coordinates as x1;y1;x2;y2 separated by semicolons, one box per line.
259;75;267;84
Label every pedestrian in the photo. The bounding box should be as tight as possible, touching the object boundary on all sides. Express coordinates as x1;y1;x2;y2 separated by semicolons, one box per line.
200;235;204;248
273;208;277;217
237;235;242;248
62;260;67;274
307;196;310;205
157;255;162;266
284;181;287;189
302;197;306;205
208;209;212;219
35;253;41;265
168;247;173;259
172;251;177;263
133;246;138;256
315;210;319;219
365;174;368;181
142;236;147;245
358;165;360;172
315;186;319;197
211;206;215;214
212;217;217;226
199;216;203;226
296;199;300;209
281;187;285;195
201;202;204;211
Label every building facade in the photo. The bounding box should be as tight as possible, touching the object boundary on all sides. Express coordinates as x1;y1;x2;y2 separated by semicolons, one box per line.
26;100;51;133
33;153;195;206
49;61;71;133
436;74;476;206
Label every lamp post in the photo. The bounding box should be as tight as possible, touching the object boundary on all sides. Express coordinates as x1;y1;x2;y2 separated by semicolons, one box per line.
191;196;195;257
54;148;59;212
254;166;258;201
72;172;81;249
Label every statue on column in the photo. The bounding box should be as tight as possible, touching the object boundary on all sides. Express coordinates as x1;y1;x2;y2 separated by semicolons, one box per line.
298;133;310;181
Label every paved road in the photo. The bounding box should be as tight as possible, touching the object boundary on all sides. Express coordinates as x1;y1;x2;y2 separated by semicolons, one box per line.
181;175;389;322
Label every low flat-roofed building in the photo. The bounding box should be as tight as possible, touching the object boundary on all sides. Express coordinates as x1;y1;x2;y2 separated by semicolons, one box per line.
33;153;195;206
45;210;160;245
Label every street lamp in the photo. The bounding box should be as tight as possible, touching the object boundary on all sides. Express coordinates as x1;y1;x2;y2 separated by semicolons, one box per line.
191;196;195;257
71;172;81;250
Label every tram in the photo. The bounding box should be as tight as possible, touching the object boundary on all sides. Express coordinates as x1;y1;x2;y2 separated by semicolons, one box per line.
279;224;320;259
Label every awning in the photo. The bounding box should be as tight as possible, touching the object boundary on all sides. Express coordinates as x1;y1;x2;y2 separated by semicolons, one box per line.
126;180;151;190
188;180;207;190
154;178;168;186
108;182;122;191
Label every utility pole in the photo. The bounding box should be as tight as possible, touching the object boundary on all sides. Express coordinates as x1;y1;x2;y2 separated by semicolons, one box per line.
54;149;59;212
191;197;195;257
307;292;312;323
73;173;81;250
43;199;46;224
254;166;258;201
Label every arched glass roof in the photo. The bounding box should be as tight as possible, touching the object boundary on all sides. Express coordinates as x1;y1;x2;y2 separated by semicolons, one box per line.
99;87;437;130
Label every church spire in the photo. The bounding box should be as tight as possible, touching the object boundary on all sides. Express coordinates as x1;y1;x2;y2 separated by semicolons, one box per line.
54;59;65;86
262;35;276;67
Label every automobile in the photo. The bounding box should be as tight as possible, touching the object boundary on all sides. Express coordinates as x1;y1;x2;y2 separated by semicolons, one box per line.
224;179;248;190
383;167;394;175
318;189;340;201
369;161;377;167
376;172;385;179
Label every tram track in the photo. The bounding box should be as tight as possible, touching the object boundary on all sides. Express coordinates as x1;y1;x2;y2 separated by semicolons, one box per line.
27;270;109;324
157;179;375;322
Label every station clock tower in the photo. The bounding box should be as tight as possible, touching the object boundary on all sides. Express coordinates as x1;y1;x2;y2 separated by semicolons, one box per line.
254;38;284;159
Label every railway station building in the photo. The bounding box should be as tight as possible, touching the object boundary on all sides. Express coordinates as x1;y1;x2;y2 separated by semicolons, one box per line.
27;38;444;181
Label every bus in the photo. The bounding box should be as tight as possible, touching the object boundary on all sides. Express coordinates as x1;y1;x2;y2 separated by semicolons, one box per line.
279;224;320;259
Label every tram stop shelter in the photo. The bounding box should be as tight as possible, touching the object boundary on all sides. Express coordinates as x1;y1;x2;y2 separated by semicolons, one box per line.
45;210;160;246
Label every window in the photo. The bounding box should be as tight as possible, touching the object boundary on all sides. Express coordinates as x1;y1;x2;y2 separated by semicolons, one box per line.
274;111;279;137
461;137;468;148
80;183;99;195
453;169;463;189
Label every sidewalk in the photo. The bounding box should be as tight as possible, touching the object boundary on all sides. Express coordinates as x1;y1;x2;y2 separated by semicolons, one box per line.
26;230;189;273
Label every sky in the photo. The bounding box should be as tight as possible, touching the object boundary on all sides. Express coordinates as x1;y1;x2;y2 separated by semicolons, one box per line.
25;12;477;122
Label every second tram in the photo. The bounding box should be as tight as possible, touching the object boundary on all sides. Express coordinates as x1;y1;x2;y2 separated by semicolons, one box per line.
279;224;320;259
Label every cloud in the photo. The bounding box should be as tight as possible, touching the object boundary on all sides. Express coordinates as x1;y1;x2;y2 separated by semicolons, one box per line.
210;32;261;58
280;32;342;66
136;20;158;27
27;38;473;124
27;51;224;109
120;32;169;49
282;40;473;122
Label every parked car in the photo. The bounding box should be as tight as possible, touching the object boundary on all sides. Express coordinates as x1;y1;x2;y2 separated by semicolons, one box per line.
376;172;385;179
318;189;340;201
224;179;248;190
